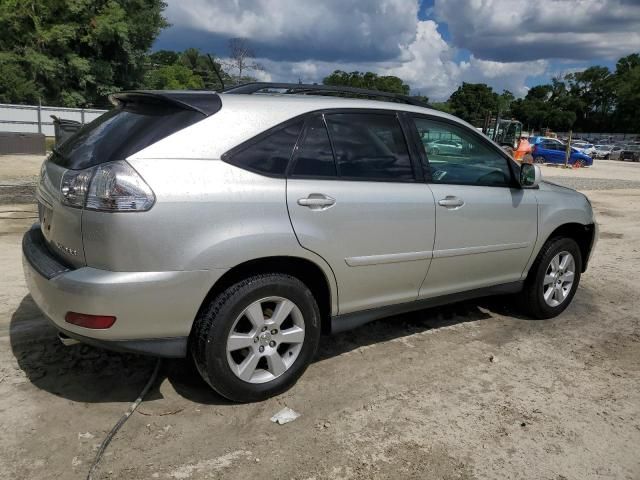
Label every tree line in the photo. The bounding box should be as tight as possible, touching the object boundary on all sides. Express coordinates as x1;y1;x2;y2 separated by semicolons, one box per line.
447;55;640;134
0;1;637;133
322;54;640;134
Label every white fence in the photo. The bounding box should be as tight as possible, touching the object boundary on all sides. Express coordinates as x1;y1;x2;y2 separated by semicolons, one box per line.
0;103;107;137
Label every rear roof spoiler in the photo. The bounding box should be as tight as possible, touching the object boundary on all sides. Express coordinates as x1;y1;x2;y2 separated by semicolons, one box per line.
109;91;222;116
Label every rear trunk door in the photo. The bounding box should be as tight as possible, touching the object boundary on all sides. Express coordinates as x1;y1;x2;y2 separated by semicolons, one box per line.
38;91;221;269
37;161;86;267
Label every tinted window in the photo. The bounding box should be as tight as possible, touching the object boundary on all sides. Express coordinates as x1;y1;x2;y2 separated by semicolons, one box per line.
228;121;303;176
291;116;336;177
51;102;206;170
413;117;512;187
325;113;414;181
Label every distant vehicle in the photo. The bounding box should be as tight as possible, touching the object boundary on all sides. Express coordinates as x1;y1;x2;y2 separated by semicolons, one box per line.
529;136;564;147
532;140;593;166
425;138;463;156
594;145;614;159
571;142;596;157
608;145;625;160
621;144;640;162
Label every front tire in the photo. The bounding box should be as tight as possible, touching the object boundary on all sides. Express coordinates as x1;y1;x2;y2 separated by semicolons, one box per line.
191;274;321;402
519;237;582;319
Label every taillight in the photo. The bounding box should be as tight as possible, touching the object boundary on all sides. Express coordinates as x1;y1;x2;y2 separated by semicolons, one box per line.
86;161;155;211
60;161;155;212
61;169;92;208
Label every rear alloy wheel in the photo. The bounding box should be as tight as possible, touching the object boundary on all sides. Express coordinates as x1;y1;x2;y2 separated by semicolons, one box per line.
534;156;545;164
226;296;305;384
519;237;582;319
191;274;321;402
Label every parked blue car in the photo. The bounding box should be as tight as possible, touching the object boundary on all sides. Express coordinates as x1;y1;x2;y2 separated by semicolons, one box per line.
531;139;593;166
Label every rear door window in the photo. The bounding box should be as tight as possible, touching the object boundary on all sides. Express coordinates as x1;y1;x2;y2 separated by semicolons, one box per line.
324;113;414;181
290;116;337;177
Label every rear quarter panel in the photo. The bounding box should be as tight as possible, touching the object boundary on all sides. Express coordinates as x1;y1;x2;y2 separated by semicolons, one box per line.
81;159;339;314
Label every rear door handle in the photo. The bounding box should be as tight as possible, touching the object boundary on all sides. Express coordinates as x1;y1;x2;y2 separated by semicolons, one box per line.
438;196;465;209
297;194;336;210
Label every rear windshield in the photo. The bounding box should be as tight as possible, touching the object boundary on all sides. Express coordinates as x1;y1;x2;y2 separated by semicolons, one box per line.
50;102;206;169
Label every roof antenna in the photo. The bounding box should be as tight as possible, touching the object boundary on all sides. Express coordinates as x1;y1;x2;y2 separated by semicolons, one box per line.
207;54;225;92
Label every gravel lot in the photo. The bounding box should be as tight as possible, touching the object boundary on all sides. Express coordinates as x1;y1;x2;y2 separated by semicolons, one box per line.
0;157;639;480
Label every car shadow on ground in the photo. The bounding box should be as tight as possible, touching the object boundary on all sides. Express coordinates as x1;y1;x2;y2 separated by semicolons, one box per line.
9;293;517;406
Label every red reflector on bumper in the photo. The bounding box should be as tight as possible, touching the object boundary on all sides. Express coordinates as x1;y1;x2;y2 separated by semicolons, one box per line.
65;312;116;329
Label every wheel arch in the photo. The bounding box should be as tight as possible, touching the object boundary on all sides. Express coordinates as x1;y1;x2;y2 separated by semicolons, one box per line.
543;222;596;272
193;256;335;336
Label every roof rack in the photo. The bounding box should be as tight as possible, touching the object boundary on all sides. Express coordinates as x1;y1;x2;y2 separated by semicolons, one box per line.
223;82;431;109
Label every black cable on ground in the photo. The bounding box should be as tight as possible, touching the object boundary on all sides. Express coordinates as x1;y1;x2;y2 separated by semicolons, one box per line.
86;359;162;480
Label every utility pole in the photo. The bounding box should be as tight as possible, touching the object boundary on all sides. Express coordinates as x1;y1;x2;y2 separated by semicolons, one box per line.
564;130;572;168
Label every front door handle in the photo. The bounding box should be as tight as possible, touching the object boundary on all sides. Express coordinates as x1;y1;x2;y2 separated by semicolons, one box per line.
438;196;465;209
297;194;336;210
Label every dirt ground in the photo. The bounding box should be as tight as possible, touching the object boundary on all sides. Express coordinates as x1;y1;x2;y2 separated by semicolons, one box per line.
0;157;639;480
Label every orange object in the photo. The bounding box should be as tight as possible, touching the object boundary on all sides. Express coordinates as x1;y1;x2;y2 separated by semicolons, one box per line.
514;138;531;161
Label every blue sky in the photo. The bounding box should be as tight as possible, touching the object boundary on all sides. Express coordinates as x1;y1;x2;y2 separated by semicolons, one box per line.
155;0;640;101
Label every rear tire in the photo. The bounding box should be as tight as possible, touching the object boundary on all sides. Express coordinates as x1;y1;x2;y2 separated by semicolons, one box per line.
534;156;545;164
519;237;582;319
190;274;321;402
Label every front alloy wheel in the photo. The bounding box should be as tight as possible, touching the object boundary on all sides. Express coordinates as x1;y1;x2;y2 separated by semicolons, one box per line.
542;251;575;307
519;237;582;319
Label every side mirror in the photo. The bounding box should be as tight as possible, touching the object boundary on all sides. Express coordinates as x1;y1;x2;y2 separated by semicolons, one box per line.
520;163;541;188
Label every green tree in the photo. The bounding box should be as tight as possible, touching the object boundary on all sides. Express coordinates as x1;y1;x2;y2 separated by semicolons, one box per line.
143;48;232;91
178;48;231;90
144;64;205;90
511;82;578;132
0;0;168;107
565;66;615;131
148;50;180;67
613;53;640;133
323;70;410;95
498;90;515;116
429;101;452;114
448;82;499;126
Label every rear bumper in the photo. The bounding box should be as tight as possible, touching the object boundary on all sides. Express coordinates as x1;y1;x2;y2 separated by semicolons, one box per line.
22;225;225;357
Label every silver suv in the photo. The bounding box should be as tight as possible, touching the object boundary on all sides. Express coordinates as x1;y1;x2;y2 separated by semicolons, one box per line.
23;83;598;402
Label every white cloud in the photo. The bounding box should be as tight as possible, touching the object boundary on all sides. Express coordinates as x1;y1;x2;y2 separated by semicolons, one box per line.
164;0;640;100
215;21;458;99
165;0;419;61
233;21;548;100
459;57;548;96
434;0;640;62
